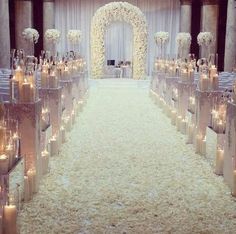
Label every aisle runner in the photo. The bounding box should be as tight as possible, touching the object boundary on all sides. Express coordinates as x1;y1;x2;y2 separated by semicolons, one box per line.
19;79;236;234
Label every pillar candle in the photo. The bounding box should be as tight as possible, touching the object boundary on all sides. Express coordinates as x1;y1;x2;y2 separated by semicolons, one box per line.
24;176;30;202
176;116;182;132
215;149;224;175
187;124;194;144
201;138;206;156
210;65;217;79
41;150;49;175
50;136;59;156
5;144;15;170
0;126;6;151
60;127;66;144
3;205;17;234
211;74;219;90
71;111;76;125
15;66;24;86
171;110;177;126
30;84;35;102
0;154;9;174
200;74;209;91
27;169;36;195
232;170;236;197
41;71;48;88
180;119;187;135
21;80;31;103
196;135;202;154
49;73;58;88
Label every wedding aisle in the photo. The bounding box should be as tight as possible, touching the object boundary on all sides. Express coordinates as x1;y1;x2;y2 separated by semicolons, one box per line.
19;79;236;234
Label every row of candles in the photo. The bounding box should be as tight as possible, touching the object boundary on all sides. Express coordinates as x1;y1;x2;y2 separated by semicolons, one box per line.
0;121;20;175
0;118;21;234
10;54;86;103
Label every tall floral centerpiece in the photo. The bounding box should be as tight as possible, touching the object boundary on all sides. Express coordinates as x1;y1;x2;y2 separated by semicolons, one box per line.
67;30;82;52
176;33;191;59
197;32;214;59
22;28;39;55
44;29;61;56
154;31;169;59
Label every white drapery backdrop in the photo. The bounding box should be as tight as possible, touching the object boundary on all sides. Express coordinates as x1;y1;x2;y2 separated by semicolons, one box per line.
55;0;180;76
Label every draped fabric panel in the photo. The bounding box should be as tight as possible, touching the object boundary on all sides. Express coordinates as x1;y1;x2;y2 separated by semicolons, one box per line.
55;0;180;76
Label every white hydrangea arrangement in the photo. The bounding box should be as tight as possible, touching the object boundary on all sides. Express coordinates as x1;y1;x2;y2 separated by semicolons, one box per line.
176;33;191;48
22;28;39;44
91;1;148;79
67;30;82;44
154;31;169;45
197;32;214;46
44;29;61;44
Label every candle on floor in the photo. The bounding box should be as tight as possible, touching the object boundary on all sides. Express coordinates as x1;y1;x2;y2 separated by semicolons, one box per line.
196;135;202;154
24;176;30;201
215;148;224;175
3;204;17;234
50;136;59;156
232;170;236;196
171;110;177;126
180;119;187;135
0;154;9;174
60;126;66;144
210;65;217;79
41;150;49;175
187;124;194;143
201;137;206;156
176;116;182;132
27;169;36;195
0;126;6;151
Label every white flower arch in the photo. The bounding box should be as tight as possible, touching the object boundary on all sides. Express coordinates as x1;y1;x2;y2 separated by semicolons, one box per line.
91;1;148;79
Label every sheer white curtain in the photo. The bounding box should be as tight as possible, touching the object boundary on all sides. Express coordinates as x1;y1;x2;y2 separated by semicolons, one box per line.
55;0;180;76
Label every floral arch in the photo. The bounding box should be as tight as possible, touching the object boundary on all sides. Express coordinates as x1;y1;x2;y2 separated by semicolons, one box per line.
90;2;148;79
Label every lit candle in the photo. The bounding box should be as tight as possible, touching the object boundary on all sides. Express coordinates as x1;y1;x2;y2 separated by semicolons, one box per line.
201;137;206;156
5;144;15;169
0;154;9;174
27;169;36;195
21;79;31;103
215;148;224;175
41;69;48;88
3;204;17;234
196;135;202;154
200;74;209;91
50;136;59;156
187;124;194;143
171;110;177;126
49;72;58;88
210;65;217;80
15;66;24;86
211;74;219;90
41;150;49;175
180;119;187;134
176;116;182;132
24;176;30;202
233;170;236;196
0;125;6;151
60;126;66;144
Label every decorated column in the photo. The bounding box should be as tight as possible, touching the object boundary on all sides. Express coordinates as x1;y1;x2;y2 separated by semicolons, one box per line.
200;0;219;56
43;0;55;51
15;0;33;55
180;0;192;33
224;0;236;72
0;0;10;68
